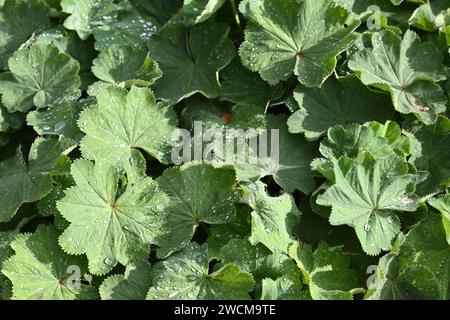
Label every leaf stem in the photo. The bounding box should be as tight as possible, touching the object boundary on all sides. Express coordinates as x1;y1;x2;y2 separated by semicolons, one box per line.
230;0;242;31
15;215;39;231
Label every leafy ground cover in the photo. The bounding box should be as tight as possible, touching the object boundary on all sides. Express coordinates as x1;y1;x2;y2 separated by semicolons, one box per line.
0;0;449;300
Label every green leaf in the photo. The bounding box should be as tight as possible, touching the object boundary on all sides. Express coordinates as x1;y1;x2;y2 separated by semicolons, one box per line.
100;262;152;300
1;225;98;300
129;0;182;27
147;242;254;300
26;101;83;141
92;45;162;87
0;0;51;69
225;115;318;194
219;59;283;108
92;12;159;51
147;21;236;102
79;85;178;167
246;181;301;254
57;159;170;275
177;0;226;25
0;43;81;112
406;116;450;195
288;76;395;139
366;213;450;300
156;163;241;258
348;30;447;124
239;0;360;87
409;0;450;32
289;241;359;300
0;137;72;222
61;0;118;40
317;153;419;255
260;276;308;300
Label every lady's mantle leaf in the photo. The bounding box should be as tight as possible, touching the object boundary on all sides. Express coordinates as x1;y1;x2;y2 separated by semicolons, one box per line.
100;261;152;300
79;85;178;167
147;243;254;300
57;160;170;275
0;43;81;112
61;0;118;40
246;181;301;254
0;0;51;69
289;241;359;300
156;163;241;258
406;116;450;195
0;137;71;222
1;225;97;300
177;0;226;26
239;0;360;87
92;44;162;87
366;214;450;300
288;76;395;140
317;153;419;256
348;30;447;124
147;21;236;102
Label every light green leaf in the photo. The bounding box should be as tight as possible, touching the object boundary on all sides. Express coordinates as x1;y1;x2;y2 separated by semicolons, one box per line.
348;30;447;124
289;241;359;300
156;163;241;258
93;12;158;51
148;21;236;102
0;137;72;222
239;0;360;87
0;0;51;69
409;0;450;32
178;0;226;25
317;153;419;255
260;276;309;300
92;45;161;87
79;85;178;167
0;43;81;112
57;159;170;275
147;243;254;300
288;76;395;140
246;181;301;254
100;262;152;300
61;0;118;40
2;225;97;300
26;101;83;141
366;214;450;300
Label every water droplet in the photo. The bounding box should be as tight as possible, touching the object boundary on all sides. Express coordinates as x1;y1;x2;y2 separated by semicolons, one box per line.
364;223;371;232
103;257;116;266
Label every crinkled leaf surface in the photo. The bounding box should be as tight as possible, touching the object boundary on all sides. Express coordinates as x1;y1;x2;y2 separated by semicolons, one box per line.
239;0;360;87
147;21;236;102
57;159;170;275
348;30;447;124
2;225;97;300
147;243;254;300
409;0;450;32
0;43;81;112
317;153;419;255
79;85;178;166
